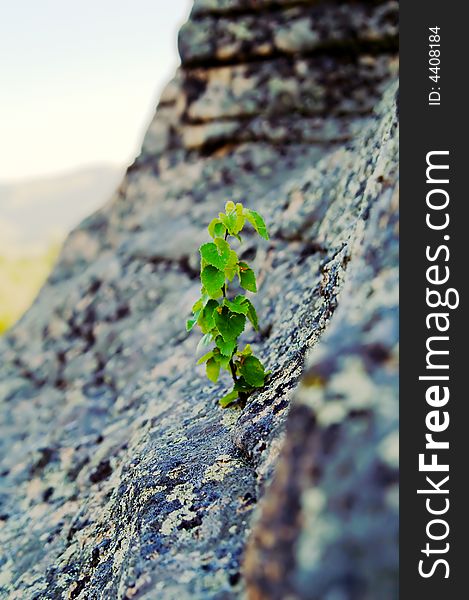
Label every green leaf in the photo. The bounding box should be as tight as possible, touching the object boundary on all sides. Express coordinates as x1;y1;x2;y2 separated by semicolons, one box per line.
232;203;245;235
224;250;239;281
200;240;230;270
233;376;254;393
206;347;230;370
192;299;203;313
215;335;237;357
197;350;214;365
219;390;239;408
206;358;220;383
192;293;210;314
201;266;225;298
238;262;257;292
237;344;252;357
244;299;258;330
239;355;265;387
214;307;246;341
214;238;230;252
245;209;269;240
223;295;249;315
208;218;226;239
197;299;219;333
196;333;212;352
186;313;199;331
219;211;237;234
219;202;245;236
217;353;231;370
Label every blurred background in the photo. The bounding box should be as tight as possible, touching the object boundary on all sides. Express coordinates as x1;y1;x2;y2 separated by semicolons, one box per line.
0;0;190;333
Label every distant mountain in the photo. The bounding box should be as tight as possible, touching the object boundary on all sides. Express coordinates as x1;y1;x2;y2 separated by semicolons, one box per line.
0;164;124;255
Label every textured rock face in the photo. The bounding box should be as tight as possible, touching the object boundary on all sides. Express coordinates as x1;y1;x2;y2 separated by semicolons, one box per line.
244;121;399;599
0;2;398;599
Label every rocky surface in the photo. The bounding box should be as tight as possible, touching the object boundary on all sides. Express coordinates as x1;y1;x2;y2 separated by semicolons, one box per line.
0;1;398;598
244;113;399;599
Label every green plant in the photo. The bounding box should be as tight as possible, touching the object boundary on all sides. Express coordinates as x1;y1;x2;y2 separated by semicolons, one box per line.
186;201;269;407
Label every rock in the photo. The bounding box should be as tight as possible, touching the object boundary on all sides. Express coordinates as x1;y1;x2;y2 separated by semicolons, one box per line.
180;2;398;64
244;115;399;599
0;1;398;598
191;0;336;18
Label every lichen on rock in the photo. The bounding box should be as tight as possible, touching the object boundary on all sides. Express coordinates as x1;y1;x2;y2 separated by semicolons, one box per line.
0;1;398;598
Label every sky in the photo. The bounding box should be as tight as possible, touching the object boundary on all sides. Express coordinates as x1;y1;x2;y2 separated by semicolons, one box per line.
0;0;191;182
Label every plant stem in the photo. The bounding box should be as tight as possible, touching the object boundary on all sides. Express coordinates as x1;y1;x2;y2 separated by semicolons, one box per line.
224;229;238;388
229;359;237;383
223;230;229;298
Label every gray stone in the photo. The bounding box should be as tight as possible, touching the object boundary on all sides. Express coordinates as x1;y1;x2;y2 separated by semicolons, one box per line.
180;2;398;64
0;1;398;598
